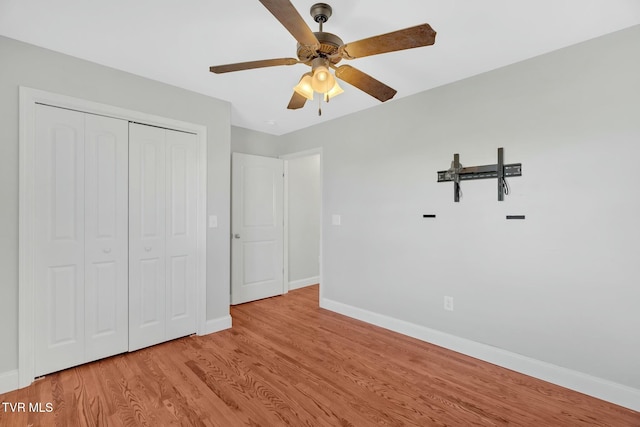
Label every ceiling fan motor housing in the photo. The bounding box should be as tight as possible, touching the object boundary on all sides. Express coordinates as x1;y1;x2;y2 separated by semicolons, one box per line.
297;31;343;65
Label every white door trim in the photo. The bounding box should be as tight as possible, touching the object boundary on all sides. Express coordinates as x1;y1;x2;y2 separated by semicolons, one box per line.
279;148;323;298
18;87;208;389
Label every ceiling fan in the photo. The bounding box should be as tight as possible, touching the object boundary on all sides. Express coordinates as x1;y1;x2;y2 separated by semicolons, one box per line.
210;0;436;113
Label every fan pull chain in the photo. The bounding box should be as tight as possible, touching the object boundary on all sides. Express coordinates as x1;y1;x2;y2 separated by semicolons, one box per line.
318;97;322;116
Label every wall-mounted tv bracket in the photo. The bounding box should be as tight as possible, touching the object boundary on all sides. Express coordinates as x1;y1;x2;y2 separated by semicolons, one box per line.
437;147;522;202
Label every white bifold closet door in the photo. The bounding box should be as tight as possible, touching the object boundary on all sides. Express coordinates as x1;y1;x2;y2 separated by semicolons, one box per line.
34;105;128;377
128;123;198;351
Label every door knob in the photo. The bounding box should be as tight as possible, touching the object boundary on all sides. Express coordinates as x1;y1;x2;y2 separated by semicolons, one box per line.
103;248;111;254
234;234;241;239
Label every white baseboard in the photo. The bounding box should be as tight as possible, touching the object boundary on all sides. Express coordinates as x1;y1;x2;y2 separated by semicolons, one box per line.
201;315;232;335
320;297;640;412
0;369;19;395
289;276;320;291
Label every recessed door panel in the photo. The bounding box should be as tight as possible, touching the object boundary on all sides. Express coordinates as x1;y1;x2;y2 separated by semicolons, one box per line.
168;255;189;318
90;262;117;334
140;258;163;325
142;142;162;238
243;241;277;285
48;265;80;346
169;145;188;237
51;130;80;241
243;166;277;227
95;136;117;237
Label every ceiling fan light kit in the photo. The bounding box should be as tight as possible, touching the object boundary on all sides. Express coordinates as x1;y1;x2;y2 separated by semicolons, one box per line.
210;0;437;113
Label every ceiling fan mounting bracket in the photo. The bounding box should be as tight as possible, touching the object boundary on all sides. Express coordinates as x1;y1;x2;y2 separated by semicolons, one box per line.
310;3;332;24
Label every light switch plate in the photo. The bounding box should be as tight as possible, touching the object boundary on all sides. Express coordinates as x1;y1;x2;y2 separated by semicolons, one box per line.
332;214;341;226
208;215;218;228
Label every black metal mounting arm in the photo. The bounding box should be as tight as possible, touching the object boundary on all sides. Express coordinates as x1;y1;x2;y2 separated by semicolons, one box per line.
437;147;522;202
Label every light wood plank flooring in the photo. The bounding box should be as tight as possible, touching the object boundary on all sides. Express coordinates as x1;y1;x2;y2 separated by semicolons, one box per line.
1;285;638;426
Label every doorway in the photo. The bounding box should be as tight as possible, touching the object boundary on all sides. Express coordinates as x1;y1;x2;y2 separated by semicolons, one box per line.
282;150;322;293
230;148;322;304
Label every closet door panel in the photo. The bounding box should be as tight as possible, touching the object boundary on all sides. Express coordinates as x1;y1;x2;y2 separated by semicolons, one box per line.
34;105;86;376
129;124;167;351
84;114;129;362
165;130;198;340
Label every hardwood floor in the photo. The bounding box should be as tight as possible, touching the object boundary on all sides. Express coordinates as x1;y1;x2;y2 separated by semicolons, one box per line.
1;285;638;426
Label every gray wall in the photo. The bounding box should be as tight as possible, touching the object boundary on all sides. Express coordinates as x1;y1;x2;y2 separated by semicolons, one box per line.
0;36;231;374
231;126;282;157
287;155;321;284
278;26;640;389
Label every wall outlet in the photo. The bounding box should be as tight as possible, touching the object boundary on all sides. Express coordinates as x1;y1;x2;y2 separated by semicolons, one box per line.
444;296;454;311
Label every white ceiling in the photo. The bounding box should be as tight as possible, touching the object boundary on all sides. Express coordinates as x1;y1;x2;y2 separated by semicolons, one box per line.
1;1;639;135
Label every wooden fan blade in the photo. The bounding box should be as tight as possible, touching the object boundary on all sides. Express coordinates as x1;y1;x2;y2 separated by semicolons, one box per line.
334;65;397;102
287;91;307;110
259;0;320;49
210;58;299;74
340;23;436;59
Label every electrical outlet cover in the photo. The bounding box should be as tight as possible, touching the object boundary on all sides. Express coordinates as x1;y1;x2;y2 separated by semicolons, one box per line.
444;296;454;311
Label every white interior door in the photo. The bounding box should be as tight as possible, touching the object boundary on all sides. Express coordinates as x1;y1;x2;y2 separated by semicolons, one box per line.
34;105;128;376
129;123;198;350
231;153;284;305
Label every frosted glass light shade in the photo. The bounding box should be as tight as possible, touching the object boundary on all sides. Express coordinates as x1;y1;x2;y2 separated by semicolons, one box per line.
311;65;336;94
293;73;314;100
324;81;344;101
